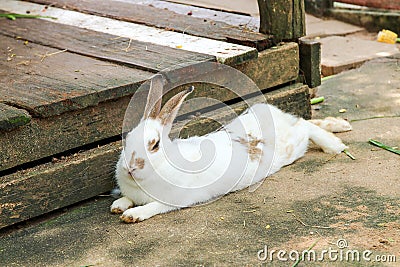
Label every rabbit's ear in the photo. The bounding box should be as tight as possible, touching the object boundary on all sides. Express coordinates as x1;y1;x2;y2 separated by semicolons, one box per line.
158;86;194;126
143;74;163;119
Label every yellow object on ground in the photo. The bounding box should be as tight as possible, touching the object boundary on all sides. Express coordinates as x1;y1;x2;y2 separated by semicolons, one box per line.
377;29;398;44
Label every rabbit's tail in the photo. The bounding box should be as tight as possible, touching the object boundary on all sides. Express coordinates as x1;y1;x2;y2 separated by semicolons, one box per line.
305;117;351;154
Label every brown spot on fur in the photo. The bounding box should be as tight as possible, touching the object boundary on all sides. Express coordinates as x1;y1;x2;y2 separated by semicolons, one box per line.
148;139;159;152
236;134;265;161
128;151;145;170
135;158;145;169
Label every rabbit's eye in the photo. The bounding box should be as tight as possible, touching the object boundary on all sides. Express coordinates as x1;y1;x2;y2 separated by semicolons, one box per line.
148;139;160;152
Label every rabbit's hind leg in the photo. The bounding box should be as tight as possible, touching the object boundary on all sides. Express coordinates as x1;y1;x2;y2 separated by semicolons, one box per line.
308;117;352;133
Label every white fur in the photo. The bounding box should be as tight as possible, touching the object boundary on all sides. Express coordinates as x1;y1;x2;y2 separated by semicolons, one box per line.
112;101;350;223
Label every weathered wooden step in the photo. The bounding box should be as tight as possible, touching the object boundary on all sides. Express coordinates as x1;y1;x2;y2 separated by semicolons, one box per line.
0;82;310;229
0;12;215;73
0;34;154;118
0;38;299;172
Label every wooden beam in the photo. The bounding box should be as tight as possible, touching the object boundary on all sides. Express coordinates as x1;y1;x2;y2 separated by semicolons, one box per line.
236;43;299;90
0;96;130;173
177;83;311;138
258;0;306;41
0;141;120;229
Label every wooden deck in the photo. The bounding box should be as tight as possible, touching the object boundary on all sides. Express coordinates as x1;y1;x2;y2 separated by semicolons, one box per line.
0;0;314;229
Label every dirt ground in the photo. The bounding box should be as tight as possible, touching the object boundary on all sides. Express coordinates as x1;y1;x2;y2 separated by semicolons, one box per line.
0;51;399;266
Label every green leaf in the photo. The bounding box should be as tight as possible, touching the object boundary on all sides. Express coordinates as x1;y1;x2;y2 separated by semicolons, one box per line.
0;13;57;20
369;139;400;156
310;96;325;105
321;75;334;82
6;14;16;20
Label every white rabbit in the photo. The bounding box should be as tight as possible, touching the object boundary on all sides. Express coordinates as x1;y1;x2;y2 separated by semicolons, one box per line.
111;74;352;223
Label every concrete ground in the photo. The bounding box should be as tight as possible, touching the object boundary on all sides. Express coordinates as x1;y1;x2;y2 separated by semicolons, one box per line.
1;2;400;267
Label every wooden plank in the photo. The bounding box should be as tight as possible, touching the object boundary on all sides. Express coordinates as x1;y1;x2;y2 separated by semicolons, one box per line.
258;0;306;41
236;42;299;90
266;83;311;120
0;95;131;172
165;0;260;16
0;141;121;229
0;34;153;118
124;0;260;32
24;0;273;51
0;104;31;132
176;83;311;138
0;83;310;229
1;1;256;65
0;12;215;73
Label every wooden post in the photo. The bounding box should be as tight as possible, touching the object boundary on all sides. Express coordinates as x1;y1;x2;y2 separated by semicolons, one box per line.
299;39;321;88
258;0;306;42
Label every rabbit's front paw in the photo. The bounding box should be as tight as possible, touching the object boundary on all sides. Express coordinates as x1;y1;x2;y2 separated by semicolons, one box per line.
321;138;348;154
111;196;134;214
120;206;153;223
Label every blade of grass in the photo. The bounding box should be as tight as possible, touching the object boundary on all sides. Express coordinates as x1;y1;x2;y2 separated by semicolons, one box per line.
321;75;334;82
0;13;57;20
369;139;400;156
310;96;325;105
343;149;356;160
292;239;319;267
